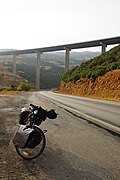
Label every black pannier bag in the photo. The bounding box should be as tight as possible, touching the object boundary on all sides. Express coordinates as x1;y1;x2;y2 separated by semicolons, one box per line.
24;128;42;149
19;106;58;126
47;109;58;119
34;107;48;126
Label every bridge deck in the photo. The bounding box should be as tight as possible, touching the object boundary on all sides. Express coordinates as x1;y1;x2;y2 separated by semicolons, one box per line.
0;36;120;55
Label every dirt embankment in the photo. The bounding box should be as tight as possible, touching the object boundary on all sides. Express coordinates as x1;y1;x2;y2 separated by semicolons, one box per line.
59;70;120;101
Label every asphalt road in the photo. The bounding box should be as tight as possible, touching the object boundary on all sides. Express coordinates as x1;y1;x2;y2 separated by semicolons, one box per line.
39;91;120;134
0;92;120;180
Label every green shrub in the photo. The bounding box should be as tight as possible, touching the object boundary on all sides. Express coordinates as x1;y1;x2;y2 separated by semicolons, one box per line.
73;74;80;83
17;83;31;91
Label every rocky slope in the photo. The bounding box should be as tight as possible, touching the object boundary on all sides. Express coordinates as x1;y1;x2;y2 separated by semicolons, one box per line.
0;67;27;88
59;70;120;101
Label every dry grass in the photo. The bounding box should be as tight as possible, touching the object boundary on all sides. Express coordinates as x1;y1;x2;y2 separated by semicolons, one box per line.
0;91;19;95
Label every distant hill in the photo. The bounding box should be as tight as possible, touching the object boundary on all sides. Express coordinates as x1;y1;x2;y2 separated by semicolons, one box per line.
0;50;100;89
0;49;16;52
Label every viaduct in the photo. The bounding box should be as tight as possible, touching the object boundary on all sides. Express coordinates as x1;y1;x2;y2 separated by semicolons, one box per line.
0;36;120;89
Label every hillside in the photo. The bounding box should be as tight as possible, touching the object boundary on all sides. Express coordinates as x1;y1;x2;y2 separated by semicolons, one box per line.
0;67;27;88
0;51;100;89
62;45;120;83
60;45;120;101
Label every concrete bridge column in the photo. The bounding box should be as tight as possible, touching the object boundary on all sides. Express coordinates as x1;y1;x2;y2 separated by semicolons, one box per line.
12;53;17;74
100;42;107;54
36;51;42;90
65;48;71;72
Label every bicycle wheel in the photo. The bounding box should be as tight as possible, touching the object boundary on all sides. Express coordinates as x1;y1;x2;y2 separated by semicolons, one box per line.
15;126;46;160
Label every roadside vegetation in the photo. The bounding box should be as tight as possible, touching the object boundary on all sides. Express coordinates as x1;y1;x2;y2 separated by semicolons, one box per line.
0;83;31;95
17;83;31;91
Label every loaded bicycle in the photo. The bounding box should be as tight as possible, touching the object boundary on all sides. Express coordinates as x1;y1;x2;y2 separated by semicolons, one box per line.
13;104;58;160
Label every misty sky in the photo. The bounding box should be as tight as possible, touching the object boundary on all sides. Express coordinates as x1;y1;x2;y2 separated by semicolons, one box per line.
0;0;120;51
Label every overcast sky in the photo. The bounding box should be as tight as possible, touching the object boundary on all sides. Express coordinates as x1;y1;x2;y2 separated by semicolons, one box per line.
0;0;120;51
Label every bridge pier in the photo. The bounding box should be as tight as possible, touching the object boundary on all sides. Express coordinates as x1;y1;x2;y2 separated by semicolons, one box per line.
36;51;42;90
100;42;107;54
65;48;70;72
12;53;17;74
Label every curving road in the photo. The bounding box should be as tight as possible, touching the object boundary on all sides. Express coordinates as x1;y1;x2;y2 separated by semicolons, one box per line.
39;91;120;135
1;92;120;179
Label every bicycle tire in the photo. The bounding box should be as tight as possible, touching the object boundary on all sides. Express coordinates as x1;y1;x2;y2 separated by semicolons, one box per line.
15;126;46;160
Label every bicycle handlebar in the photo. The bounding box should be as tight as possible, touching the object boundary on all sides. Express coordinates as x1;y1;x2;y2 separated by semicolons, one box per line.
30;104;36;108
30;104;39;111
